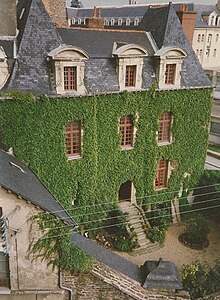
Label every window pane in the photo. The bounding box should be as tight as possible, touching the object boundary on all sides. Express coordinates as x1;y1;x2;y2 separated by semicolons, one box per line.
165;64;176;84
125;65;136;87
65;120;81;156
120;115;133;147
155;160;168;189
158;112;172;142
64;66;77;91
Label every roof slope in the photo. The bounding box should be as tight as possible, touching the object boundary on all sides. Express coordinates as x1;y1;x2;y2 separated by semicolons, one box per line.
6;0;63;94
57;27;152;58
0;149;76;227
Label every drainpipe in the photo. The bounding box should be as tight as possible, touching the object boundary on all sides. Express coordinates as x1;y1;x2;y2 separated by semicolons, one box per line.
59;268;73;300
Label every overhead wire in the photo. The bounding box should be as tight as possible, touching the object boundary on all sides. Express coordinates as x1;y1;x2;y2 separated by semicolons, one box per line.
36;182;220;217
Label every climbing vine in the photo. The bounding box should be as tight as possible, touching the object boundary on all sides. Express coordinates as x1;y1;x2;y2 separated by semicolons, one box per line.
0;87;212;268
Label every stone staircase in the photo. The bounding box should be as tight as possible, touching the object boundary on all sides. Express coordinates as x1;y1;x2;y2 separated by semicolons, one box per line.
119;201;160;255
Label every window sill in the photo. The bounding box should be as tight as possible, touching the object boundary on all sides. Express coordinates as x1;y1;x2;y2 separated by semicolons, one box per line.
155;186;167;191
121;146;133;151
67;155;82;161
158;141;172;146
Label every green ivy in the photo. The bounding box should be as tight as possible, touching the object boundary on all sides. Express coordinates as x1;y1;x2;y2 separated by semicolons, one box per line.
0;88;212;268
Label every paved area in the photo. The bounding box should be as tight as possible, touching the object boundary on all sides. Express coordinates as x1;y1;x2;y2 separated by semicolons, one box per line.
205;153;220;170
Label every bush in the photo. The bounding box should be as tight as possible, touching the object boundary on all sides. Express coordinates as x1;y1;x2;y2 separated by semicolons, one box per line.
148;226;166;245
181;260;220;300
183;218;210;247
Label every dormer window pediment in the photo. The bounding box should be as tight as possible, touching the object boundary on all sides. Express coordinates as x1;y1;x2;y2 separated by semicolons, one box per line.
48;45;89;95
113;43;148;91
154;47;187;90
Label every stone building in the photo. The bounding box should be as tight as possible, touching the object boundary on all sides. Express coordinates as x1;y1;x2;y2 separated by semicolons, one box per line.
0;149;77;299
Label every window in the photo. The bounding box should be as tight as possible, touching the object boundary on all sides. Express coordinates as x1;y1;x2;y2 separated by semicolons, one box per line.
207;34;212;44
118;18;122;26
165;64;176;84
158;112;172;143
111;18;115;26
155;160;168;189
125;65;136;87
214;49;217;57
196;49;199;56
134;17;139;26
199;49;203;56
78;18;82;25
65;121;81;158
206;48;210;58
120;115;133;148
197;34;201;42
64;66;77;91
126;18;130;26
216;34;219;42
104;19;109;26
201;34;205;42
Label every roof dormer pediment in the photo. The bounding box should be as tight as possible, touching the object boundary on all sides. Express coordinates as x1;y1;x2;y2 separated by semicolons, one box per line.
48;44;90;61
154;47;187;59
112;43;148;58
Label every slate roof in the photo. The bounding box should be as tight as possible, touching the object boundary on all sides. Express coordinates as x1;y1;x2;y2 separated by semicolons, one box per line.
71;232;182;289
0;148;76;227
57;27;153;58
2;0;212;95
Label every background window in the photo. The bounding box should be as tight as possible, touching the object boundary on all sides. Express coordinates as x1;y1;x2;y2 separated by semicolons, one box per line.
125;65;136;87
64;66;77;91
165;64;176;84
120;115;133;147
158;112;172;143
65;121;81;157
155;160;168;189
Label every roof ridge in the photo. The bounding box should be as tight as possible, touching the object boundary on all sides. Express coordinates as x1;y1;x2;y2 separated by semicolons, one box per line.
56;25;145;33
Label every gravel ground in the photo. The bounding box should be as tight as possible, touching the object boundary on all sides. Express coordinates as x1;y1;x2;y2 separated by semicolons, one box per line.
116;220;220;269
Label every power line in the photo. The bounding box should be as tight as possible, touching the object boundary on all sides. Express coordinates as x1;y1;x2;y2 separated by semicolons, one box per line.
38;197;220;233
36;183;220;217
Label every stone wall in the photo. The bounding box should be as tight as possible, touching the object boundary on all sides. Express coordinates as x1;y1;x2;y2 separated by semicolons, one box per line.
63;262;191;300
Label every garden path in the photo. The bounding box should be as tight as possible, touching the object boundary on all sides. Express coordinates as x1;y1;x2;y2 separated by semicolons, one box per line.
115;220;220;269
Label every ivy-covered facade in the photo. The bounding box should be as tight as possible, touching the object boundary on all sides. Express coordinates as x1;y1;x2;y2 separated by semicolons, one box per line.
0;0;212;228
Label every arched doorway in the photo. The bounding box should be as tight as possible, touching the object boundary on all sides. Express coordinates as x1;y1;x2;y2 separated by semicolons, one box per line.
118;181;136;203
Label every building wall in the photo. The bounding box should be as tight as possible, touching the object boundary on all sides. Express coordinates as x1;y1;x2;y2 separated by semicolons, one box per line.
193;28;220;70
0;187;64;299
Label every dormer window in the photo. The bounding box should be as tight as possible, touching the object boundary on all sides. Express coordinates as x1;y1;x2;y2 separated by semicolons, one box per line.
104;19;109;26
113;43;147;91
134;17;139;26
48;45;89;95
126;18;130;26
118;18;122;26
155;47;187;89
111;18;115;26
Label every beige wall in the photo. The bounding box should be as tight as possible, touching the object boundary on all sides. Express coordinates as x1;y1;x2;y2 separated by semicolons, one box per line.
0;187;64;298
193;28;220;70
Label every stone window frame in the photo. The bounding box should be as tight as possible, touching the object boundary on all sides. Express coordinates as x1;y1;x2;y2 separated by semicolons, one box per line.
119;115;134;149
154;47;187;90
118;18;122;26
112;43;148;92
47;45;89;95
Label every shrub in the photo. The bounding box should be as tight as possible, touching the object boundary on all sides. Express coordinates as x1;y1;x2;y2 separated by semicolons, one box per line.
181;259;220;300
183;218;210;246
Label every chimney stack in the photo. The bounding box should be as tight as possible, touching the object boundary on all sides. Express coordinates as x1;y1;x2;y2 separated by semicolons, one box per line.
217;0;220;11
0;0;17;37
86;7;104;29
177;5;197;45
41;0;67;26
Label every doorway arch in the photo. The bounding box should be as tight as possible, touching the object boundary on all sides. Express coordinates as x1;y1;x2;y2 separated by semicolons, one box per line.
118;181;136;204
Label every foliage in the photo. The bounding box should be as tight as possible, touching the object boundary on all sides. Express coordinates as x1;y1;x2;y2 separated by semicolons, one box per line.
101;207;139;252
0;88;212;265
181;260;220;299
31;213;93;273
146;202;171;244
183;218;210;246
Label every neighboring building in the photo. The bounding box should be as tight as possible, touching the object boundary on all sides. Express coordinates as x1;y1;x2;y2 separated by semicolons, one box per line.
0;148;76;299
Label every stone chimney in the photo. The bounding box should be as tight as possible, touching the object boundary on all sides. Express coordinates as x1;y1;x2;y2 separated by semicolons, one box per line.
176;5;197;45
0;0;17;37
129;0;138;4
217;0;220;11
86;7;104;29
41;0;67;26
